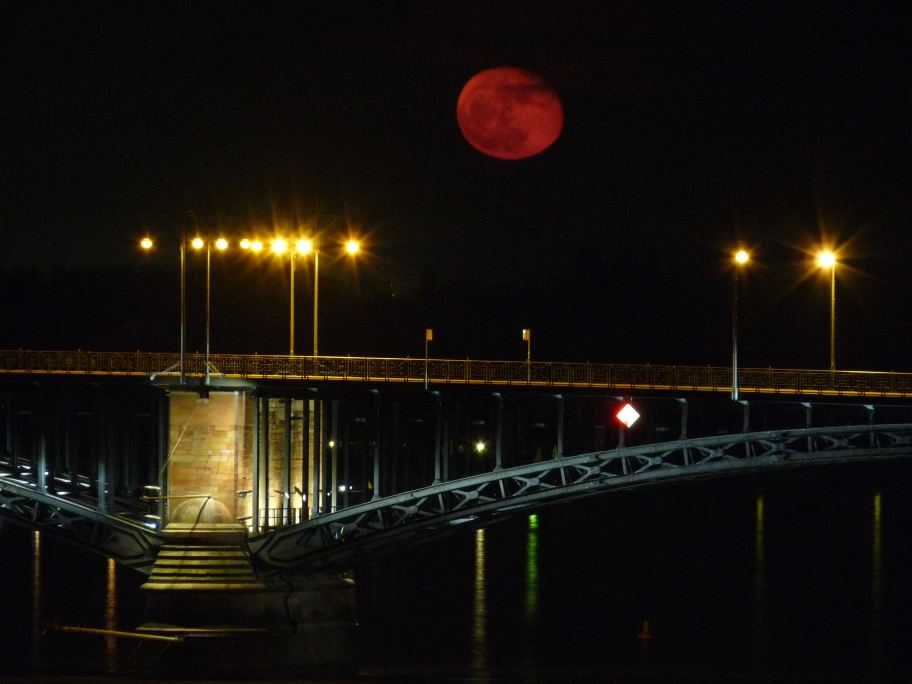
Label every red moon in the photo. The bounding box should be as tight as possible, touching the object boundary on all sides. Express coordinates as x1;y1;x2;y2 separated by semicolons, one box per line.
457;67;563;160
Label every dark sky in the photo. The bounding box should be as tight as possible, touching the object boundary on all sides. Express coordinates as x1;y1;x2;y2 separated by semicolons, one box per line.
2;2;912;366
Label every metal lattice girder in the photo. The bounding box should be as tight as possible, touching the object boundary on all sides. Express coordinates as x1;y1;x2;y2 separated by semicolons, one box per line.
0;478;161;572
249;423;912;577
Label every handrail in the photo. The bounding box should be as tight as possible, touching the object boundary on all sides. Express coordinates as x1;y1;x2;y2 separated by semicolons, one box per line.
1;349;912;397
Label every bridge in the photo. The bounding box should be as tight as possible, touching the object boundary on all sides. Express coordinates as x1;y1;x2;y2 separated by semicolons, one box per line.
4;348;912;396
3;348;912;579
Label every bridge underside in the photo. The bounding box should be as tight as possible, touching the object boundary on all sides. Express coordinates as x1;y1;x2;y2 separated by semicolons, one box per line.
2;381;912;574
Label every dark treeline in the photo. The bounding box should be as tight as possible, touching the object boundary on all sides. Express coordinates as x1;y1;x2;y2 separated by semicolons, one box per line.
1;245;909;372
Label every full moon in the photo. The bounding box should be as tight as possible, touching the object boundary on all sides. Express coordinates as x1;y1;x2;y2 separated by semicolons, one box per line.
457;67;563;160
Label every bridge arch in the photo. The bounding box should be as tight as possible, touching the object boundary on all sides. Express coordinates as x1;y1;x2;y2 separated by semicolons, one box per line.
249;422;912;577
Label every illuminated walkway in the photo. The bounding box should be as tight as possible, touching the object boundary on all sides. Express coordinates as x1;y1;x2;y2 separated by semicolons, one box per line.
3;349;912;397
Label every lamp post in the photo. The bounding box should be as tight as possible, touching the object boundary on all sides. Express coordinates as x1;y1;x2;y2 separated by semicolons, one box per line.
250;235;360;357
139;231;187;385
732;249;749;400
818;251;837;371
192;236;228;383
425;329;433;389
270;238;312;356
522;329;531;382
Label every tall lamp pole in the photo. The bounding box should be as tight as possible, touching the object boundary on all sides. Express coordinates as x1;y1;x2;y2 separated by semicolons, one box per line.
522;329;531;382
732;250;749;400
192;236;228;383
262;235;360;359
313;244;320;357
818;251;837;371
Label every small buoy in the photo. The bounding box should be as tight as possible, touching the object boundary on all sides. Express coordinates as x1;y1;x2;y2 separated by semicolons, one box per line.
637;620;652;640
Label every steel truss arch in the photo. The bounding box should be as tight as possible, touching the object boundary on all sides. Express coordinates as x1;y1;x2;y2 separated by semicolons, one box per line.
249;422;912;577
0;479;161;571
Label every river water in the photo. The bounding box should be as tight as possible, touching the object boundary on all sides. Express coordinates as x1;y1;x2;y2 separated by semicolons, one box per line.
2;460;911;682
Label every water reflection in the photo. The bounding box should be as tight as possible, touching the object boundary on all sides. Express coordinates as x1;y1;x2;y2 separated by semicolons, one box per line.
472;527;487;673
754;494;765;666
872;491;883;671
105;558;118;672
31;530;41;666
525;514;539;668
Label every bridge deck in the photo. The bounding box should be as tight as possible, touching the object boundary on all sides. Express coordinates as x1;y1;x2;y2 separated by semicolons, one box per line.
3;350;912;398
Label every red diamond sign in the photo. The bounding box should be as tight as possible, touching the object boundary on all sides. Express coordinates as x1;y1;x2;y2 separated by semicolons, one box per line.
617;403;640;428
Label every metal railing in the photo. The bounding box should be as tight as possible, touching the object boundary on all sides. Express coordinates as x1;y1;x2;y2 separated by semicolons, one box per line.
2;349;912;397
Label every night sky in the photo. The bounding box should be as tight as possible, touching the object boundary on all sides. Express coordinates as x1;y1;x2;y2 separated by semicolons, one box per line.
2;2;911;369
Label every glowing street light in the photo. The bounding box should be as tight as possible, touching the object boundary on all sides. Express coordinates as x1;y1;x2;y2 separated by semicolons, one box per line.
192;235;228;384
732;249;749;400
250;234;361;356
817;250;837;371
140;234;187;384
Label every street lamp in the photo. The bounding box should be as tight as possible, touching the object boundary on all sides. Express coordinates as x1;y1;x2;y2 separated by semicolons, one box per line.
732;249;749;400
269;237;313;356
140;233;187;384
192;235;228;383
247;234;361;357
817;250;837;371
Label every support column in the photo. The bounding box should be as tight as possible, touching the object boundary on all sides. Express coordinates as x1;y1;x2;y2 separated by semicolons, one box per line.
342;401;350;510
494;393;503;471
372;391;380;501
442;400;450;482
158;390;169;524
740;400;751;458
301;398;310;518
864;405;875;448
96;391;107;514
802;402;812;452
555;395;564;459
331;400;339;512
283;398;292;525
5;392;15;468
433;393;442;484
252;394;261;534
312;398;322;516
677;398;688;465
389;402;399;494
260;395;270;527
36;389;47;496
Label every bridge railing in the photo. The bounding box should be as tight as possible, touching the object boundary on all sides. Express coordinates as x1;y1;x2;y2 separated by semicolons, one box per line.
2;349;912;397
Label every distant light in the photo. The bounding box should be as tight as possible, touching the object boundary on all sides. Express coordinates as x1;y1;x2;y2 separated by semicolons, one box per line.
251;240;263;252
818;251;836;268
475;441;486;453
192;237;204;249
240;238;251;249
346;239;359;255
735;250;749;264
338;485;347;493
272;238;288;255
140;237;153;249
215;237;228;250
328;440;335;448
296;238;312;254
617;403;640;428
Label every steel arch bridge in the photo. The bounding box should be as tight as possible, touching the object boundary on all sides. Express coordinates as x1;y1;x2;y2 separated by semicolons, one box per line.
2;422;911;576
250;421;912;576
